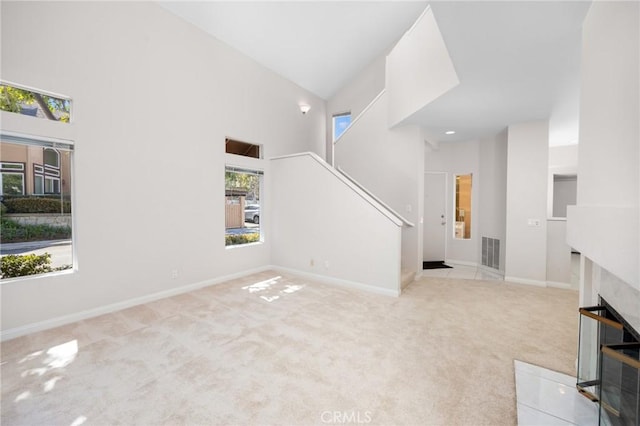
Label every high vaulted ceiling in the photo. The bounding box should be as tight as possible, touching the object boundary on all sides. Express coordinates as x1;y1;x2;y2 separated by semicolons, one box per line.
160;1;592;145
160;1;428;99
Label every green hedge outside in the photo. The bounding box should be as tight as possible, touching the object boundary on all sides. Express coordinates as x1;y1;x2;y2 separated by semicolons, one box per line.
225;233;260;246
1;217;71;243
2;197;71;214
1;253;71;279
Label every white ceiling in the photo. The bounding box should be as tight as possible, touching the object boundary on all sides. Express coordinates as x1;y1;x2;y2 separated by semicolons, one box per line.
160;1;592;144
413;1;591;144
160;1;428;100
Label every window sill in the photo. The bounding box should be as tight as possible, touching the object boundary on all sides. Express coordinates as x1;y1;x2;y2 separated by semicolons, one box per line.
0;268;74;284
225;241;264;250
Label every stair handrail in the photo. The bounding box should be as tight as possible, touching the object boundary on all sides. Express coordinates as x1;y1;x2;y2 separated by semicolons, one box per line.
336;166;415;228
270;151;405;227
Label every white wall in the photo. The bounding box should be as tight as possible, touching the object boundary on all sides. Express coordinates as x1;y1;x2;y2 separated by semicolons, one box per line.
546;220;573;288
505;121;549;285
548;38;581;148
0;1;325;335
333;91;423;275
575;4;638;211
425;139;480;265
326;54;387;163
568;0;639;290
549;144;579;169
386;6;459;128
478;130;508;272
270;154;402;295
567;0;639;331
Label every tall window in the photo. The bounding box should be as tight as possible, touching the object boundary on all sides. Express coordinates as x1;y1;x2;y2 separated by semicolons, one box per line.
454;174;472;239
225;166;263;247
43;148;61;194
333;112;352;141
33;149;62;195
0;135;74;280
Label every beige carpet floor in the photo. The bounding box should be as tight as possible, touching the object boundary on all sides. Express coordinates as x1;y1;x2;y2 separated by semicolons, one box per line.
0;271;579;425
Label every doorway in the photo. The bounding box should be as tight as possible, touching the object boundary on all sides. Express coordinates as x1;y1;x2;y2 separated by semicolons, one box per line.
423;172;447;262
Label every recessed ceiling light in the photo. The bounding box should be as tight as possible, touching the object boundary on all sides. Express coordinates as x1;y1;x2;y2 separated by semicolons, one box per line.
445;130;456;135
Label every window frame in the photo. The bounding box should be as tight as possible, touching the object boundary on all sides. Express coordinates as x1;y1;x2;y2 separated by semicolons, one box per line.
224;165;264;248
1;161;26;195
0;132;76;281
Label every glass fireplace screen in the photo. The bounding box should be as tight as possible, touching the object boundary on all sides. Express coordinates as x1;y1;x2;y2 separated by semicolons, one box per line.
577;303;640;426
599;343;640;426
577;306;624;401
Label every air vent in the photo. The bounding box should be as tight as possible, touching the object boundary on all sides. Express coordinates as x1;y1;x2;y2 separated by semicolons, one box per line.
482;237;500;270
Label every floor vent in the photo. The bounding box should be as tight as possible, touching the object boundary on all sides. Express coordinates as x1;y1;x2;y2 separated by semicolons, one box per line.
482;237;500;270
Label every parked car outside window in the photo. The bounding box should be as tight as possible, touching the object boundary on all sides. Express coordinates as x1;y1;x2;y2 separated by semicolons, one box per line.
244;204;260;224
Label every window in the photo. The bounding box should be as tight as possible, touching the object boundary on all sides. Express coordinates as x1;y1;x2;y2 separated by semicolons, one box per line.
44;148;60;168
33;148;63;195
0;82;71;123
225;138;261;159
34;173;44;194
1;162;25;195
0;134;74;280
454;174;472;239
45;177;60;194
333;112;352;141
42;148;61;194
225;166;263;247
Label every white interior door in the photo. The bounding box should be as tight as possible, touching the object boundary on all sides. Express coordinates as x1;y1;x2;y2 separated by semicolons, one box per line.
424;172;447;261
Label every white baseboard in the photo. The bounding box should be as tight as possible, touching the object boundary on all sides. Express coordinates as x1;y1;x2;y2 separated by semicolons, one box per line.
504;276;576;290
0;265;272;342
546;280;574;290
504;276;548;287
444;259;478;268
271;265;400;298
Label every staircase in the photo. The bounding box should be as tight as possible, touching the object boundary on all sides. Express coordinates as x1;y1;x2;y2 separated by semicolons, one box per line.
270;152;408;296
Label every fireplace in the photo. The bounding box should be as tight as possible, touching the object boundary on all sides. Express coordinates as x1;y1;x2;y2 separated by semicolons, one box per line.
577;298;640;426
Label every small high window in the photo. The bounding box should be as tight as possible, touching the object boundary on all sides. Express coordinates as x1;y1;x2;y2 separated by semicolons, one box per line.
333;112;352;141
0;82;71;123
225;138;261;159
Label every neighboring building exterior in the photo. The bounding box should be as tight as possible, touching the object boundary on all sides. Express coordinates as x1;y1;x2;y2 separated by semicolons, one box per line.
0;141;72;197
